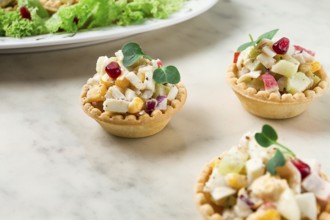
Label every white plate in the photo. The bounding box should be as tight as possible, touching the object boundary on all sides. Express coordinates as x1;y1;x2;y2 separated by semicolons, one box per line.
0;0;218;53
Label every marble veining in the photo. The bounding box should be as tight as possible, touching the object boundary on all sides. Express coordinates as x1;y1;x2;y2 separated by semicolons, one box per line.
1;0;330;219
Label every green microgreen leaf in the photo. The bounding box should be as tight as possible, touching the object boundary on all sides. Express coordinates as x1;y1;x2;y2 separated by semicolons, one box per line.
122;42;151;67
237;41;256;52
255;124;296;175
256;28;279;43
236;29;279;52
153;65;181;84
266;149;286;175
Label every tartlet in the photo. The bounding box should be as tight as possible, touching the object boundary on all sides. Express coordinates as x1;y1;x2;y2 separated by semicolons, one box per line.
80;43;187;138
195;125;330;220
227;29;329;119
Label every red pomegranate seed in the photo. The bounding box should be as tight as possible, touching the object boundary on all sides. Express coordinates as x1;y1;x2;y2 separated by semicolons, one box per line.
291;159;311;179
105;62;121;79
273;37;290;54
20;6;31;20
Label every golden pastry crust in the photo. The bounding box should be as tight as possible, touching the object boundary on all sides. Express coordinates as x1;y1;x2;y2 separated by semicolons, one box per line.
81;82;187;138
39;0;79;12
226;64;329;119
195;156;330;220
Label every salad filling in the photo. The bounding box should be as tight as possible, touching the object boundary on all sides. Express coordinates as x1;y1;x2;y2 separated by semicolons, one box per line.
85;42;182;116
202;125;330;220
234;29;323;95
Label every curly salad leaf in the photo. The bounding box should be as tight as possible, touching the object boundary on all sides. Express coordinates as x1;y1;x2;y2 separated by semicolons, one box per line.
0;0;186;38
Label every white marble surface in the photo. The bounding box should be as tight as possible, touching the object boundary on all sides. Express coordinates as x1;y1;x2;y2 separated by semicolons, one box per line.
1;0;330;219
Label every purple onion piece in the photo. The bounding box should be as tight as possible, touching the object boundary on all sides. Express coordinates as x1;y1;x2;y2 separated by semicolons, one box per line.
145;99;157;114
239;195;254;207
156;96;167;106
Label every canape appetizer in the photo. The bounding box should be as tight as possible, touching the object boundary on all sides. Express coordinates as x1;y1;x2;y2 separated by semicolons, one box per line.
227;29;328;119
81;42;187;138
196;125;330;220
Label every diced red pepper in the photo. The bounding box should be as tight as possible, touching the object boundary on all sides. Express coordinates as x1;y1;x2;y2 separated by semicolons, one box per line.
294;45;315;56
233;52;240;63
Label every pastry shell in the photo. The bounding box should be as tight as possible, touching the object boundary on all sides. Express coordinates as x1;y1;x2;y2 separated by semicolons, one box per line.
195;155;330;220
81;83;187;138
227;64;329;119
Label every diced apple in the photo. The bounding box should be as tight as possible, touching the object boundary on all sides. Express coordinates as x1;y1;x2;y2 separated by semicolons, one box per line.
237;71;261;83
125;89;137;101
295;193;317;220
306;72;321;88
256;53;276;69
210;186;236;204
271;60;298;77
294;45;315;56
245;60;263;72
277;189;301;220
261;73;279;92
277;77;287;92
286;72;312;94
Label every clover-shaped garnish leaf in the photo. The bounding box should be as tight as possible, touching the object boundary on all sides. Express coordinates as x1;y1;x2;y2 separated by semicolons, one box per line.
255;124;296;175
153;65;181;84
122;42;151;67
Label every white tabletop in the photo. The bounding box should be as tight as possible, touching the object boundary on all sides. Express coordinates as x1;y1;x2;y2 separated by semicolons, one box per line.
1;0;330;219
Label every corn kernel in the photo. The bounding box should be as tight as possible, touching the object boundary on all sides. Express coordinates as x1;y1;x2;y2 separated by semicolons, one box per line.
128;97;144;114
115;76;130;89
225;173;247;190
256;209;281;220
137;72;146;82
100;74;113;87
311;61;321;73
86;84;107;102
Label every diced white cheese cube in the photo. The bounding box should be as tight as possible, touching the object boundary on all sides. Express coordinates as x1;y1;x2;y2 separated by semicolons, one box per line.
295;193;317;220
167;86;178;101
96;56;108;74
293;53;306;64
115;50;124;61
141;90;153;100
103;99;129;113
144;71;155;92
125;89;137;101
245;158;265;184
277;189;301;220
204;168;227;192
262;45;277;57
156;97;168;110
106;86;126;100
87;73;101;86
155;84;167;97
125;72;145;90
302;172;330;201
256;53;276;69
